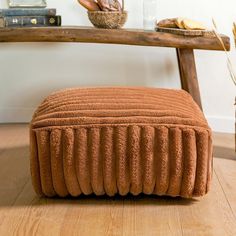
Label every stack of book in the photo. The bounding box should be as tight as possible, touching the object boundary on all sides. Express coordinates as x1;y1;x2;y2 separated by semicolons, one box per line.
0;8;61;28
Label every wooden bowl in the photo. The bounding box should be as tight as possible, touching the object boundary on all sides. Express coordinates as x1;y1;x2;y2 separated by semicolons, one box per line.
88;11;128;29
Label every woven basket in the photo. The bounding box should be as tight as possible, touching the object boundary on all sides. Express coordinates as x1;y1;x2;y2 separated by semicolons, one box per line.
88;11;128;29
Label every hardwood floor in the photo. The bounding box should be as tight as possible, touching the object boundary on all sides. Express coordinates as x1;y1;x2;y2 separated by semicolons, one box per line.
0;124;235;236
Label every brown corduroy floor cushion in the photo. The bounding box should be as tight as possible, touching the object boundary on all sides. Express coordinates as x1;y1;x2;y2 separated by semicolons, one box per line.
30;87;213;198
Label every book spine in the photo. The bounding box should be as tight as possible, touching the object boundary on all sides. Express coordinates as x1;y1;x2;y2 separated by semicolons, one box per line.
0;16;61;27
0;8;56;17
9;0;47;8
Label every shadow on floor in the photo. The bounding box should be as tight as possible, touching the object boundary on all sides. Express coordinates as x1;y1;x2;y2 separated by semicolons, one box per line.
29;193;199;208
213;145;236;160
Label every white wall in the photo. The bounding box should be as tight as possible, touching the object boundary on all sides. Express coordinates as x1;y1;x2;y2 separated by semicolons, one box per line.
0;0;235;133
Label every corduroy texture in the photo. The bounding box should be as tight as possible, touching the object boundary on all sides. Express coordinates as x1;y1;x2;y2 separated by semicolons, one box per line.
30;87;213;198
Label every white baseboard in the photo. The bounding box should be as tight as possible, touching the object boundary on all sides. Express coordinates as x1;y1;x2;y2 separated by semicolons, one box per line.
0;108;234;134
206;115;235;134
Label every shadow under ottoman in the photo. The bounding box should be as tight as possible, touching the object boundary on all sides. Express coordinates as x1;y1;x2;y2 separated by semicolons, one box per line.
30;87;213;198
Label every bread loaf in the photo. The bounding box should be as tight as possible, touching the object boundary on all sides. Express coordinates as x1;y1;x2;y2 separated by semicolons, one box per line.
157;17;206;30
157;18;177;28
182;18;206;30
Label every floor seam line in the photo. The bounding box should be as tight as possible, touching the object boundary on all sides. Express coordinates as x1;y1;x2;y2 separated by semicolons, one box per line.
214;168;236;221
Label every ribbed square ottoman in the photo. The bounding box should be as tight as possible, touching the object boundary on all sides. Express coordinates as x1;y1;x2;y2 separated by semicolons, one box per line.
30;87;213;198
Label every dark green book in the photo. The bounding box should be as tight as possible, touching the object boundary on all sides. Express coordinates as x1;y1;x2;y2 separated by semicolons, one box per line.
0;15;61;27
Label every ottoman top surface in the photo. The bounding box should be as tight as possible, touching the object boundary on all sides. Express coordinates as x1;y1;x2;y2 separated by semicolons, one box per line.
31;87;209;130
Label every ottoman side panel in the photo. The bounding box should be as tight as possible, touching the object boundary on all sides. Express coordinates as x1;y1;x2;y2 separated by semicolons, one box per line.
193;130;213;196
30;125;212;198
30;129;43;196
50;129;69;197
36;130;56;197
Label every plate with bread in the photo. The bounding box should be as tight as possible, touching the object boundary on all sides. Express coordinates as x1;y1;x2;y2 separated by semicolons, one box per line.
156;17;214;37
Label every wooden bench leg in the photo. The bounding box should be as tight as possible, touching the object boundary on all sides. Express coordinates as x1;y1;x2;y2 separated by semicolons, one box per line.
176;48;203;110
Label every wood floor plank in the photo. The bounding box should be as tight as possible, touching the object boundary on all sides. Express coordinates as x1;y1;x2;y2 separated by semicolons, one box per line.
0;124;235;236
178;171;236;236
0;124;30;206
59;197;124;236
0;180;66;236
213;132;235;160
122;196;185;236
214;158;236;220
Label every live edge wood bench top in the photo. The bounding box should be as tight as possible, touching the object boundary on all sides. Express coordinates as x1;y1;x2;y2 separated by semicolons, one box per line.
0;26;230;51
